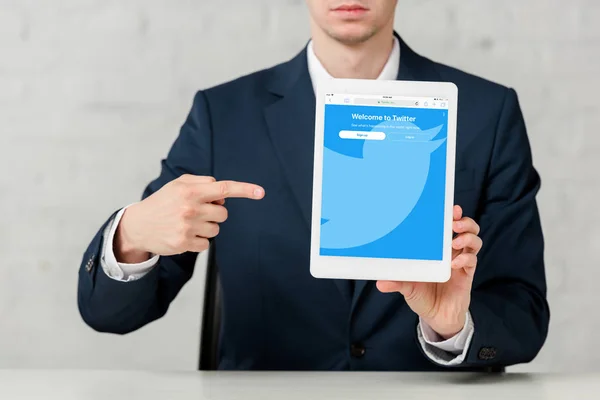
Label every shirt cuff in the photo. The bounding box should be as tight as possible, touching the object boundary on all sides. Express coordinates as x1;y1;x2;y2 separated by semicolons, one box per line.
100;204;159;282
416;311;475;366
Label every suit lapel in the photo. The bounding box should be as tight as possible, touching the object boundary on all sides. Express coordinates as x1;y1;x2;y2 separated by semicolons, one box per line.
263;50;315;230
263;50;353;304
350;33;444;315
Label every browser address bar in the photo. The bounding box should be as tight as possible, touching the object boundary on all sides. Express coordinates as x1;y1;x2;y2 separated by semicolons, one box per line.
353;98;421;106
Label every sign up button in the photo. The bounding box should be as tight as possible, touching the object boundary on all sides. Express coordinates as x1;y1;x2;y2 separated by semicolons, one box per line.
339;130;386;140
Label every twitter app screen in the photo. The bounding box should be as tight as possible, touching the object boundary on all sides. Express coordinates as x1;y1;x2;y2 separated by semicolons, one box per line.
319;93;449;261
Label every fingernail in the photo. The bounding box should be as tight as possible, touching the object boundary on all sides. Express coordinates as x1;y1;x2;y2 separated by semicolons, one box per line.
254;188;264;198
455;221;463;229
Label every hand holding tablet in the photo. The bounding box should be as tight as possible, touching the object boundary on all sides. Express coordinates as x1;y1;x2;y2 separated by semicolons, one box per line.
310;79;459;283
377;204;482;338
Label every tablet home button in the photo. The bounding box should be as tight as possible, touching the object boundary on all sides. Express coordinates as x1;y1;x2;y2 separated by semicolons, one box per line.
350;343;366;358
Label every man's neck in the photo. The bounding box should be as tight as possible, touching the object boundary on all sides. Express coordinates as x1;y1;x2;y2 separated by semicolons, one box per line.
310;27;395;80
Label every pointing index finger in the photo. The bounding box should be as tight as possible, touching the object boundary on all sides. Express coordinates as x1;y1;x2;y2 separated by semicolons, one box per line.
199;180;265;202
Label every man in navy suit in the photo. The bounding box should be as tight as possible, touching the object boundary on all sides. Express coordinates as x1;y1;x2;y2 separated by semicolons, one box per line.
78;0;549;371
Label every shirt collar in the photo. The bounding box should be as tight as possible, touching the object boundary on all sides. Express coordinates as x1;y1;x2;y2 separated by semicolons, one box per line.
306;36;400;94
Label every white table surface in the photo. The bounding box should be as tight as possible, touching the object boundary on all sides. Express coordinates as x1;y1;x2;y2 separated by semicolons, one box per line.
0;370;598;399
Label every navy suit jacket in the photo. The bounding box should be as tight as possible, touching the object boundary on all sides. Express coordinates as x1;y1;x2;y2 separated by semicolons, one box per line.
78;36;549;371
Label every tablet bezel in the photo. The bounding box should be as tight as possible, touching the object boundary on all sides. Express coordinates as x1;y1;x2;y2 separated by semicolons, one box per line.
310;79;458;283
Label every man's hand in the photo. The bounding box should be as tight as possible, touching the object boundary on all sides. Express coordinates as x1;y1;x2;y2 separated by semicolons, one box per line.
114;174;265;263
376;205;482;339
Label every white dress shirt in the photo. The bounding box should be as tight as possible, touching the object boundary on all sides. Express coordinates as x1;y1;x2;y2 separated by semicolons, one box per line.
100;37;474;366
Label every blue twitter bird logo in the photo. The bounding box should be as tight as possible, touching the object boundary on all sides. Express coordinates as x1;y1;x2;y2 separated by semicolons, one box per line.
320;119;446;250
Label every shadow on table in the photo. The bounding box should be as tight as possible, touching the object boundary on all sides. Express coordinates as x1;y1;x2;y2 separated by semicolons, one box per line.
445;372;536;385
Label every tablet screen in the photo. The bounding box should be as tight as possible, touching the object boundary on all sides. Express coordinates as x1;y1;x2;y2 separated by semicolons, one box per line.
319;93;449;261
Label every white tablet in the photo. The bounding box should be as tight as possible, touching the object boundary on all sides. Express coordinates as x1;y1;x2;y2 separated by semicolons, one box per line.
310;79;457;283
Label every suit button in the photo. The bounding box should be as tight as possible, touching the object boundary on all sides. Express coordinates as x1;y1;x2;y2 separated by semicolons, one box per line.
478;347;497;360
350;343;366;358
85;257;94;272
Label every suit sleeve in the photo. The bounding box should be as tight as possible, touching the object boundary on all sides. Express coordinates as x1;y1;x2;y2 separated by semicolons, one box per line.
77;91;213;334
462;88;550;367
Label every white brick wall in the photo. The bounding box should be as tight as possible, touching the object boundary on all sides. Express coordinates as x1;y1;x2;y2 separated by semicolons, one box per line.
0;0;598;372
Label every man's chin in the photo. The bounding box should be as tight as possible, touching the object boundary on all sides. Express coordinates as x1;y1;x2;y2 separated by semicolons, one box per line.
327;25;377;45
